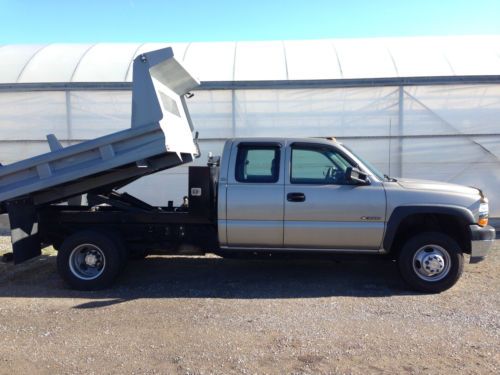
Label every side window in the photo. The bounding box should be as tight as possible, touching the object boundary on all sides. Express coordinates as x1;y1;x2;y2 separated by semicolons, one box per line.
291;146;353;184
235;145;280;183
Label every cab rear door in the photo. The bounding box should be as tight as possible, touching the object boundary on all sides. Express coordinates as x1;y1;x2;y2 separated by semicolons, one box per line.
225;141;285;247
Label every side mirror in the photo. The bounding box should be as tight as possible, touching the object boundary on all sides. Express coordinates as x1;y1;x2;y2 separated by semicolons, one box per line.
345;167;369;185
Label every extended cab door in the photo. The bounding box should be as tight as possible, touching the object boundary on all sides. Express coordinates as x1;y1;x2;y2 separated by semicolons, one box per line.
284;142;386;250
225;141;285;247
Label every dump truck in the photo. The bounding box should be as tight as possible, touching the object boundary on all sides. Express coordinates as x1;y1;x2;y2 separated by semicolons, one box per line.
0;48;495;293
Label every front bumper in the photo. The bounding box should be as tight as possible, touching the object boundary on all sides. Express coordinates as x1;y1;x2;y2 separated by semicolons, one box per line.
469;224;496;263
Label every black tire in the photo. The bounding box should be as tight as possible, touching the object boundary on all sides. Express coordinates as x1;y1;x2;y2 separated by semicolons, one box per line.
398;232;464;293
57;230;125;290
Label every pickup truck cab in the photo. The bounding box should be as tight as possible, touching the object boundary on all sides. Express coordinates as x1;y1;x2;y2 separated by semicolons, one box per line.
30;136;494;293
215;137;494;292
218;138;388;251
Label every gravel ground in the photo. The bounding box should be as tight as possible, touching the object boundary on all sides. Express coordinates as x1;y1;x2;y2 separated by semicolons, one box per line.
0;236;498;374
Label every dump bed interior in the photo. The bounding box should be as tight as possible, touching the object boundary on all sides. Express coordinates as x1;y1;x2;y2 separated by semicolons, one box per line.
0;47;199;211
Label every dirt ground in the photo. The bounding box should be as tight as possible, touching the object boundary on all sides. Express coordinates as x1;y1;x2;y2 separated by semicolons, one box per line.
0;237;498;375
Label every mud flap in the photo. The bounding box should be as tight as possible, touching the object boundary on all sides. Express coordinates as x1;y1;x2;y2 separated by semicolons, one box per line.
6;197;41;264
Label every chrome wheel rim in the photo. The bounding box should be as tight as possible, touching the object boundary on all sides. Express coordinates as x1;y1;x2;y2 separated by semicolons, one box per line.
412;244;451;282
69;244;106;280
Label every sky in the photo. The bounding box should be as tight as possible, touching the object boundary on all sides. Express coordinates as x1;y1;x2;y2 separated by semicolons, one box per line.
0;0;499;43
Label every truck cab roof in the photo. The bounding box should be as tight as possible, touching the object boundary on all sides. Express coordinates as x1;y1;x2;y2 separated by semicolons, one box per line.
225;137;339;146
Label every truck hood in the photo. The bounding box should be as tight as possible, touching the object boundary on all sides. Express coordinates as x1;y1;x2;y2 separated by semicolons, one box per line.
396;178;479;196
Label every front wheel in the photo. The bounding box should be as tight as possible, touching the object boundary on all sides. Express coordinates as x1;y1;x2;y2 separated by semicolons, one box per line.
57;231;125;290
398;232;464;293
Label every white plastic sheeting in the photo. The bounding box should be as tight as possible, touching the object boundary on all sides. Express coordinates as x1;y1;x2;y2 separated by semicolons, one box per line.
2;36;500;83
0;91;67;140
333;38;397;79
282;40;341;80
18;44;93;83
0;90;129;142
70;91;130;138
1;84;500;216
232;87;398;138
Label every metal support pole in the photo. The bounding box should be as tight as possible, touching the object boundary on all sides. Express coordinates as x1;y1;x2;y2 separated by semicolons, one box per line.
397;86;404;177
65;90;73;141
65;90;84;205
231;89;236;137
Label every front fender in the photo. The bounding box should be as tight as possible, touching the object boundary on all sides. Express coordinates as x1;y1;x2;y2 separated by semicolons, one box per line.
383;205;475;251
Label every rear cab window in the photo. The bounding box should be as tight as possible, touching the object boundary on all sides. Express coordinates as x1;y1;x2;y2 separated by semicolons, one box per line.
235;144;280;183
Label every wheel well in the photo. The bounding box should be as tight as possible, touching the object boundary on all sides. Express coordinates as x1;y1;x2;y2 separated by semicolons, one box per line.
389;213;471;257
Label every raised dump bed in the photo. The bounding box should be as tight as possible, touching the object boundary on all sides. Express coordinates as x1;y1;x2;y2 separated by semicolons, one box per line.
0;47;200;262
0;47;199;209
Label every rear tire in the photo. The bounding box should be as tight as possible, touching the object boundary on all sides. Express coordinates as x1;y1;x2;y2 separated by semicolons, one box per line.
398;232;464;293
57;230;125;290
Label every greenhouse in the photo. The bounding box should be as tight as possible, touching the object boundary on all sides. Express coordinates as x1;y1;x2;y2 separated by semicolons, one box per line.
1;36;500;215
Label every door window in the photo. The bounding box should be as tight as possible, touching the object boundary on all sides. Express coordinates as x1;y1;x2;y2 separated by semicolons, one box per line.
291;146;353;184
235;145;280;183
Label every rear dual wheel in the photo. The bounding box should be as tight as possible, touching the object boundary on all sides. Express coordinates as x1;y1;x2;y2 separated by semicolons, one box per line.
57;230;126;290
398;232;464;293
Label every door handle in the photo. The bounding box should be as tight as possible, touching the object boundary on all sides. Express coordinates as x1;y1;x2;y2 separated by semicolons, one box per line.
287;192;306;202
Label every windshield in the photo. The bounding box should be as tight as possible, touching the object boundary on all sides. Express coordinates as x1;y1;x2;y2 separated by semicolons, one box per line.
340;144;386;181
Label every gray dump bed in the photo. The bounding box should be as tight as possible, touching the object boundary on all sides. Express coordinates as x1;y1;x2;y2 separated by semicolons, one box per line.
0;47;199;211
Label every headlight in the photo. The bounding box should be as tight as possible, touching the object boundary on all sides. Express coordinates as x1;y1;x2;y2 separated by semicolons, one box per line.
478;202;489;227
